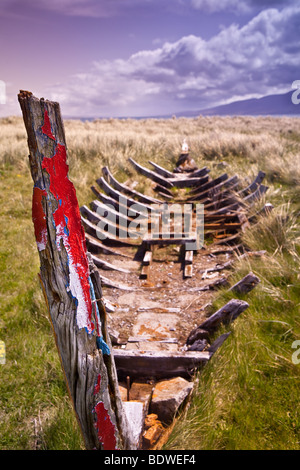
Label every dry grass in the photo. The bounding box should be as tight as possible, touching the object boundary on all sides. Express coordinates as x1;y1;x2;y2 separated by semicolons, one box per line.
0;113;300;450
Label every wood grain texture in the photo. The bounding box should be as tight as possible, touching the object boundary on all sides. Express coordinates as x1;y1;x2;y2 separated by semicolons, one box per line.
18;91;135;450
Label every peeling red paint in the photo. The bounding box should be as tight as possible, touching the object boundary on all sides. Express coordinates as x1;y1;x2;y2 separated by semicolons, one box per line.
32;187;48;251
94;402;118;450
94;374;101;395
41;109;55;141
41;109;94;334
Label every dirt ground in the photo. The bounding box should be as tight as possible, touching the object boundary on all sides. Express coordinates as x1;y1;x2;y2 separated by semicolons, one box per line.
97;243;234;349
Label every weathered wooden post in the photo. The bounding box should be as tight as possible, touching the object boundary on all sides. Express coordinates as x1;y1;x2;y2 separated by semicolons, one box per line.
18;91;135;450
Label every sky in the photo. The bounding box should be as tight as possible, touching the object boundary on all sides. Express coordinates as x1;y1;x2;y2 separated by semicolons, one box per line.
0;0;299;118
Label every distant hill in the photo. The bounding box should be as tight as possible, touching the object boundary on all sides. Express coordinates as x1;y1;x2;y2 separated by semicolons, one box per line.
175;90;300;117
64;90;300;121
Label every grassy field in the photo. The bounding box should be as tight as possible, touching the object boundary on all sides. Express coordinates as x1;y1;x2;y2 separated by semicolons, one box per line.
0;114;299;450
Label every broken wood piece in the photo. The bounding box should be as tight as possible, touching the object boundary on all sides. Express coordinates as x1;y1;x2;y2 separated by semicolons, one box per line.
207;332;231;353
198;260;233;274
198;299;249;333
230;272;260;295
186;328;210;346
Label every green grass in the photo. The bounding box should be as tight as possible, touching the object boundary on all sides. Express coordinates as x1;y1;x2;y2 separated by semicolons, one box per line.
166;206;300;450
0;114;300;450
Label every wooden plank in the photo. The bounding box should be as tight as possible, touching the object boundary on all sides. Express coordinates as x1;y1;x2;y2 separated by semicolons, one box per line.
129;158;174;189
184;264;193;278
18;91;135;450
102;166;162;205
143;236;196;246
185;250;193;264
113;349;212;380
127;336;178;344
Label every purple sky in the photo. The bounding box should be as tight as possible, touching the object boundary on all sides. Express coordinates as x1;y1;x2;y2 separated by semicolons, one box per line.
0;0;299;117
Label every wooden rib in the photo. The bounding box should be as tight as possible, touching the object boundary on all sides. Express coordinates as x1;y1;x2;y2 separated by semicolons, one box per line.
85;233;132;258
102;166;162;205
100;274;136;291
90;254;132;273
91;199;135;225
81;207;143;242
157;191;173;200
239;171;266;196
81;215;141;247
189;173;229;195
148;161;174;178
129;158;174;189
203;193;240;212
82;204;138;235
169;174;210;188
243;184;268;203
204;222;242;231
213;232;241;245
188;175;238;201
91;185;150;220
186;166;210;178
97;176;156;213
153;184;173;197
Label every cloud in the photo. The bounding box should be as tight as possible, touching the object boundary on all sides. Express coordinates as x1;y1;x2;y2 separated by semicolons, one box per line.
190;0;298;13
43;5;300;117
